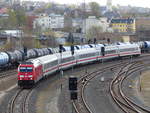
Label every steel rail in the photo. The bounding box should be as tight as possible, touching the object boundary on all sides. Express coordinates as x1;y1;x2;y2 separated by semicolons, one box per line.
73;61;129;113
120;65;150;112
0;69;17;79
8;88;33;113
110;60;150;113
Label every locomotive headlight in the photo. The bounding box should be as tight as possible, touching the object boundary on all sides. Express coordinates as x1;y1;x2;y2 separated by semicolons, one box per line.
28;75;32;77
20;75;24;77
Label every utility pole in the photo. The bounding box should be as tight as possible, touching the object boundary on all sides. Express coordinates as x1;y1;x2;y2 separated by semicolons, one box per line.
83;0;86;39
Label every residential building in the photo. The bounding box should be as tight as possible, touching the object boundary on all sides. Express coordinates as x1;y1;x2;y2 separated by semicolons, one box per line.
136;29;150;41
72;18;83;29
0;30;23;37
0;8;9;18
110;18;136;33
33;16;49;30
103;11;120;20
26;15;38;30
83;16;101;34
99;17;113;32
33;13;64;30
83;16;112;34
7;0;20;5
63;14;72;31
50;14;64;29
135;17;150;41
136;17;150;30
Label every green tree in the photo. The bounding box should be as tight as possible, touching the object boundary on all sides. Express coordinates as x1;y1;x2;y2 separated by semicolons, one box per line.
89;2;101;18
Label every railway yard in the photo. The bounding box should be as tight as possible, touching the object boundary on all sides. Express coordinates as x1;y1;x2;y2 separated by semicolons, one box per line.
1;0;150;112
0;54;149;113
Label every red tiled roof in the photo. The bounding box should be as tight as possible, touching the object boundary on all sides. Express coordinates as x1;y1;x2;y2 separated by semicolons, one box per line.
0;8;8;14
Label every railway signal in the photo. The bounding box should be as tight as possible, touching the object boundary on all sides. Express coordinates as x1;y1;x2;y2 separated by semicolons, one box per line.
70;91;78;100
69;76;78;91
59;44;63;53
23;46;27;56
69;76;78;113
94;38;97;44
71;45;74;55
88;39;91;44
107;38;110;43
69;76;78;99
101;47;105;56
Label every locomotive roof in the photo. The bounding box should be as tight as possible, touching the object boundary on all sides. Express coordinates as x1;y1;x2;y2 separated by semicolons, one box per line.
19;59;41;67
20;61;33;64
36;54;58;64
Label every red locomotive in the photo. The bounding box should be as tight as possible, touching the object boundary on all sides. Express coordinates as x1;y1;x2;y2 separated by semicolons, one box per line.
18;60;43;87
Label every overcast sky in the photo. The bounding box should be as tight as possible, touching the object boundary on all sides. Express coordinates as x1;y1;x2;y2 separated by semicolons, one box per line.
22;0;150;8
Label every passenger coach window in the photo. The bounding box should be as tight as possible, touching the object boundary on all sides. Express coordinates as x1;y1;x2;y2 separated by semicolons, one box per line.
105;50;116;54
79;52;96;58
120;48;135;52
44;60;58;70
61;57;74;63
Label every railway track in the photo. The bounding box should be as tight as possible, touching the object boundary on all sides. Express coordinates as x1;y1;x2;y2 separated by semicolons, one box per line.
1;54;150;113
0;69;17;79
73;60;129;113
7;88;33;113
110;61;150;113
73;55;150;113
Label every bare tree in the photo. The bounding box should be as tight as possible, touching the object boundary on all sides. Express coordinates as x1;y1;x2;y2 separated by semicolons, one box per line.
42;28;58;47
89;2;101;18
86;26;103;39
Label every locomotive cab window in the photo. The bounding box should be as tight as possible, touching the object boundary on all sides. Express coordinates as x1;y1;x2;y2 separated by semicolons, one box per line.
19;67;33;72
26;67;33;72
19;67;26;72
